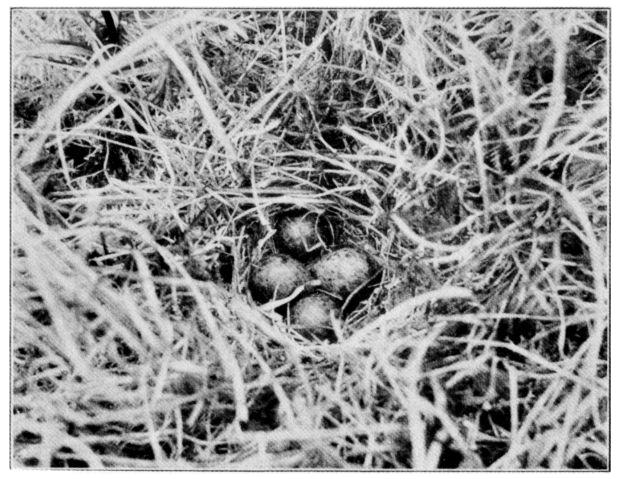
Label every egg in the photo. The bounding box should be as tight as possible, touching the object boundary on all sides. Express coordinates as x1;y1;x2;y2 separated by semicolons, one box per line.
274;210;333;258
311;247;371;297
291;293;340;337
249;254;311;304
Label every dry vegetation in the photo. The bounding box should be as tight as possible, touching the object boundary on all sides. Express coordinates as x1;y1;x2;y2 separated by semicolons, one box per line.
12;9;608;469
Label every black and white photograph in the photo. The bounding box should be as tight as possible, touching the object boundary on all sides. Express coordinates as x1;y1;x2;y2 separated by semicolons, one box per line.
10;7;609;470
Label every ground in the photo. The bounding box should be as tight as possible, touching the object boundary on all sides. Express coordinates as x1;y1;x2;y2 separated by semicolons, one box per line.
12;9;608;469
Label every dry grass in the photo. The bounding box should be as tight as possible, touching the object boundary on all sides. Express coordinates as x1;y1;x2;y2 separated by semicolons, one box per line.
12;9;608;469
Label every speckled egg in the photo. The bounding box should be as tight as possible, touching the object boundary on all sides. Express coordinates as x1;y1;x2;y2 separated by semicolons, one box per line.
291;292;340;337
311;247;371;297
275;210;333;258
249;254;311;304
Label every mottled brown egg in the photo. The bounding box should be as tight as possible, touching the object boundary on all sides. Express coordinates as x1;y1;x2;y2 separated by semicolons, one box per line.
275;210;333;258
291;293;340;337
249;254;311;304
311;247;371;297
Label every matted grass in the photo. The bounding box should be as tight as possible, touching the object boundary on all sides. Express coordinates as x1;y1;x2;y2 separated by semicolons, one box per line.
12;9;608;469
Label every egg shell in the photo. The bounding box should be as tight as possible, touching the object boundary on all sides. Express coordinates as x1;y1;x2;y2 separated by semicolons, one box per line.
291;292;340;336
311;247;371;297
249;254;311;304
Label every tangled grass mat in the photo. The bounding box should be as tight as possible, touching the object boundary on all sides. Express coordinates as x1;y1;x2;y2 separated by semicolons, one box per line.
12;9;608;470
